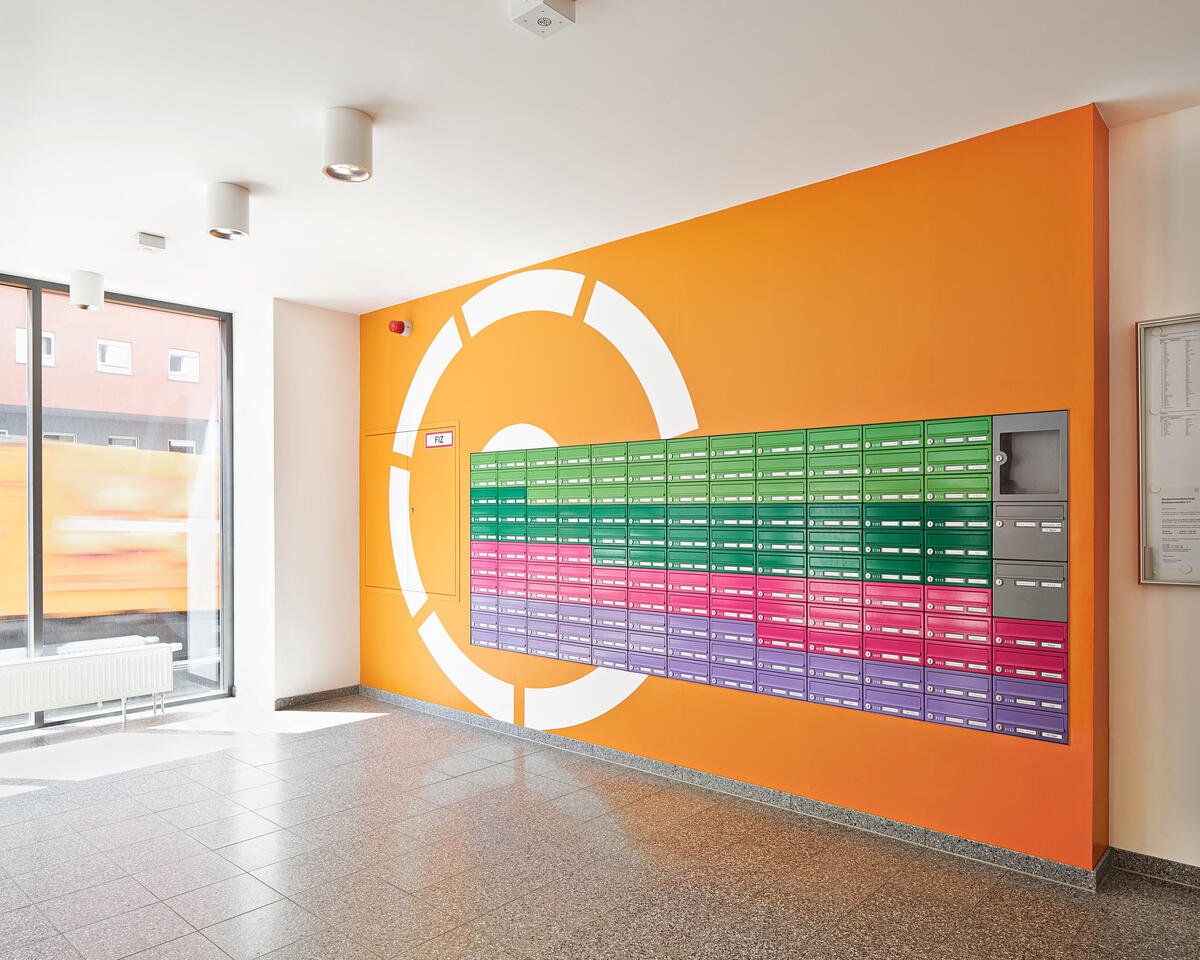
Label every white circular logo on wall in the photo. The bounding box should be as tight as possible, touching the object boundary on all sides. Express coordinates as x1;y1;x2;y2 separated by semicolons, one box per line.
389;269;697;730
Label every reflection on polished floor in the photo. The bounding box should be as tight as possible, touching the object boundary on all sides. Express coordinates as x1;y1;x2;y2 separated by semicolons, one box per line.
0;696;1195;960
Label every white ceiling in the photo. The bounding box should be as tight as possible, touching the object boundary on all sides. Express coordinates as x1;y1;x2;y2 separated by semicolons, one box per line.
2;0;1199;316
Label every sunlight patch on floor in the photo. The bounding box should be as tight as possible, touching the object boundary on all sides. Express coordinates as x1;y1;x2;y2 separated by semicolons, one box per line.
159;700;385;734
0;731;239;781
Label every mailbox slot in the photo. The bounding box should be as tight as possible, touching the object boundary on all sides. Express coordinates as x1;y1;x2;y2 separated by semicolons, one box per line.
993;502;1069;562
992;411;1068;502
993;560;1068;623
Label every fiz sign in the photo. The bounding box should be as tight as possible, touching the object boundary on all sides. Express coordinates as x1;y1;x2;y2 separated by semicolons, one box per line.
424;430;454;449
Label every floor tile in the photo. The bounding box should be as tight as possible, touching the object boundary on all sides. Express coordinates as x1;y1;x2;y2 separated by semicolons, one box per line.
0;933;85;959
0;876;33;912
64;902;194;960
134;851;245;901
250;849;358;897
254;795;353;829
116;770;194;797
390;925;525;960
0;906;61;954
167;874;283;930
12;855;127;904
256;929;381;959
0;835;99;877
39;877;158;933
415;866;530;921
201;900;326;960
125;933;232;959
161;799;251;832
105;833;210;874
188;814;279;850
214;831;316;872
0;816;77;853
62;801;154;835
79;815;176;854
134;783;222;814
222;782;312;813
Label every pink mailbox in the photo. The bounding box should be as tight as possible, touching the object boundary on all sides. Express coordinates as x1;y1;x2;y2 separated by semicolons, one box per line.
710;595;756;622
497;542;528;562
526;582;558;602
924;584;992;617
863;608;923;639
470;541;499;560
807;579;863;607
992;646;1067;683
557;582;591;605
471;575;499;596
470;557;499;579
925;613;991;646
628;589;667;613
667;593;710;617
757;598;808;627
525;561;556;583
557;543;592;564
628;567;668;591
710;573;756;599
861;634;923;665
806;628;862;658
806;604;862;634
992;618;1068;652
925;639;990;674
863;582;923;610
498;580;528;599
668;571;710;595
497;560;527;581
525;542;558;563
557;564;591;586
755;575;808;603
591;586;627;609
756;621;807;651
591;566;629;589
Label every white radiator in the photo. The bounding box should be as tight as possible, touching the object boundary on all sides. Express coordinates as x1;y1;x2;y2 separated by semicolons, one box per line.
0;642;173;717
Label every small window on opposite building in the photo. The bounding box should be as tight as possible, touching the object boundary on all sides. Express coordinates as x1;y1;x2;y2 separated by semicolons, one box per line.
97;339;132;375
108;436;138;449
15;329;55;366
168;349;200;382
168;439;196;454
43;432;76;443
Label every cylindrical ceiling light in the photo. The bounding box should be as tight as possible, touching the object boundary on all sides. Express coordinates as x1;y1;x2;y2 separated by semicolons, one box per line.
207;182;250;240
68;270;104;311
322;106;373;182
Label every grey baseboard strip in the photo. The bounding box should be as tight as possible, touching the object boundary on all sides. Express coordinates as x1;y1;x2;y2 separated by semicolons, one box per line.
275;684;362;711
359;685;1107;891
1111;848;1200;890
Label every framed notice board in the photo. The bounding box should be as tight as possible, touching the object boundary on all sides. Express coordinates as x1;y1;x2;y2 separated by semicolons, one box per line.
1139;315;1200;585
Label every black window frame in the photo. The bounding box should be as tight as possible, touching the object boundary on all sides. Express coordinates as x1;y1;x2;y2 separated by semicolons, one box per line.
0;272;235;730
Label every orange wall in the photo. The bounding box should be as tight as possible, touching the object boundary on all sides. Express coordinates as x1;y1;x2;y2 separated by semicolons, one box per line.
360;106;1109;869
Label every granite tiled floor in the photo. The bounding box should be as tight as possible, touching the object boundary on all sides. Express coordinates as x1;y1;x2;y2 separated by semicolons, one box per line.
0;695;1195;959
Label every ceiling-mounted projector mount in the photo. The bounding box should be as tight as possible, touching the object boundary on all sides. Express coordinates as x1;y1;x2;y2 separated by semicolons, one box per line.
512;0;575;38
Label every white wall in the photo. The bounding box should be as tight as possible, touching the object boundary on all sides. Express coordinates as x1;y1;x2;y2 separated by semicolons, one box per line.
1110;104;1200;869
271;299;360;702
232;297;277;709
